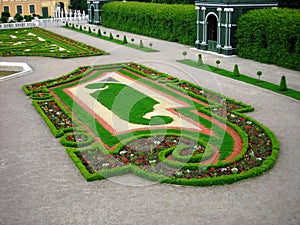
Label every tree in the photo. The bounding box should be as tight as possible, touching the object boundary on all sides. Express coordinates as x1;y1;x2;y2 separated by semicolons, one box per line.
1;11;10;23
278;0;300;9
14;13;23;22
182;51;187;59
149;43;153;48
257;71;262;81
216;60;220;69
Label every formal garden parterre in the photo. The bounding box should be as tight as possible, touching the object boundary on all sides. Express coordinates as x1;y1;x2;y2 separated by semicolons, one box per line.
0;27;105;58
23;62;279;186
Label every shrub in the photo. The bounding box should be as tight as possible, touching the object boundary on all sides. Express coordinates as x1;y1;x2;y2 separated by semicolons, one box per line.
279;75;288;91
123;35;128;44
257;71;262;80
14;13;23;22
24;15;32;22
216;60;220;68
109;32;113;39
197;54;203;66
182;51;187;59
149;43;153;48
97;29;101;36
72;23;75;29
233;64;240;77
102;2;196;46
237;8;300;71
79;25;82;31
131;38;134;42
88;27;91;33
139;40;144;48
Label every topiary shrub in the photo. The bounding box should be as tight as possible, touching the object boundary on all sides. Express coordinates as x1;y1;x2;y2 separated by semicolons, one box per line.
97;29;102;36
182;51;187;59
257;71;262;81
123;35;128;44
79;25;82;31
72;23;75;29
139;40;144;48
197;54;203;66
88;27;91;33
216;60;220;69
109;32;113;40
233;64;240;77
279;75;288;91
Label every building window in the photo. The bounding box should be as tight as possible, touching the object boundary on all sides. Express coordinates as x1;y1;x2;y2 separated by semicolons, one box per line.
16;5;22;14
29;5;35;14
4;6;9;12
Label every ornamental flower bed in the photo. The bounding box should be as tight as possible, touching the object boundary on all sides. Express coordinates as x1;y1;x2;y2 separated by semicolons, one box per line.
25;63;279;186
0;28;105;58
60;132;94;147
24;66;89;95
38;101;74;130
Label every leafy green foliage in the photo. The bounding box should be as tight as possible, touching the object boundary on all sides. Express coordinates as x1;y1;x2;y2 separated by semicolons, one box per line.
237;8;300;71
102;2;196;46
14;13;23;22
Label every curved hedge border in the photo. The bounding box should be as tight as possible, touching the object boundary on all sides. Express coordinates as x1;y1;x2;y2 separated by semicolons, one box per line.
30;92;52;100
23;66;91;95
60;132;94;148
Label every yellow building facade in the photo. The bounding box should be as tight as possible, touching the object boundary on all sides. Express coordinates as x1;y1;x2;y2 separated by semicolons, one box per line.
0;0;69;17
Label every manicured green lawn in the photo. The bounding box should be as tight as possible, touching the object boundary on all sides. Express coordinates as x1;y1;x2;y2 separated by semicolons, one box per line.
86;83;173;125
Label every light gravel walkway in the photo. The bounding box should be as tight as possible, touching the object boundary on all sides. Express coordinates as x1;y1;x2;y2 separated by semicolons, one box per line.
0;22;299;225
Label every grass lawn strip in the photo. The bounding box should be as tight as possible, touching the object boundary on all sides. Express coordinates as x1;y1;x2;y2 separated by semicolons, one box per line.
177;59;300;100
63;25;159;53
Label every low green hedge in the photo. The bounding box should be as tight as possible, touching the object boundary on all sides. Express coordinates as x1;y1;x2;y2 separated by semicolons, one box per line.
60;132;94;148
32;99;82;138
172;143;214;163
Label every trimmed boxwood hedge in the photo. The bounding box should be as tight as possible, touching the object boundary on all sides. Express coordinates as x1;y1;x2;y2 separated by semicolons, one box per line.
60;132;94;148
102;2;196;46
237;8;300;71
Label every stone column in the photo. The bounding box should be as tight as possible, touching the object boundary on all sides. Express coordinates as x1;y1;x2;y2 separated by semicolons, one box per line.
195;6;200;48
201;6;207;45
223;7;234;53
216;7;222;52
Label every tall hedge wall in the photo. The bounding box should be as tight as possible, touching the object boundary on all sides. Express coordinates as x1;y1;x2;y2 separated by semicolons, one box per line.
101;2;196;46
236;8;300;71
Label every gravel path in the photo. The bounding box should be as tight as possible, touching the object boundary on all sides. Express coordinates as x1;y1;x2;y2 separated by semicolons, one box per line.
0;22;299;225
